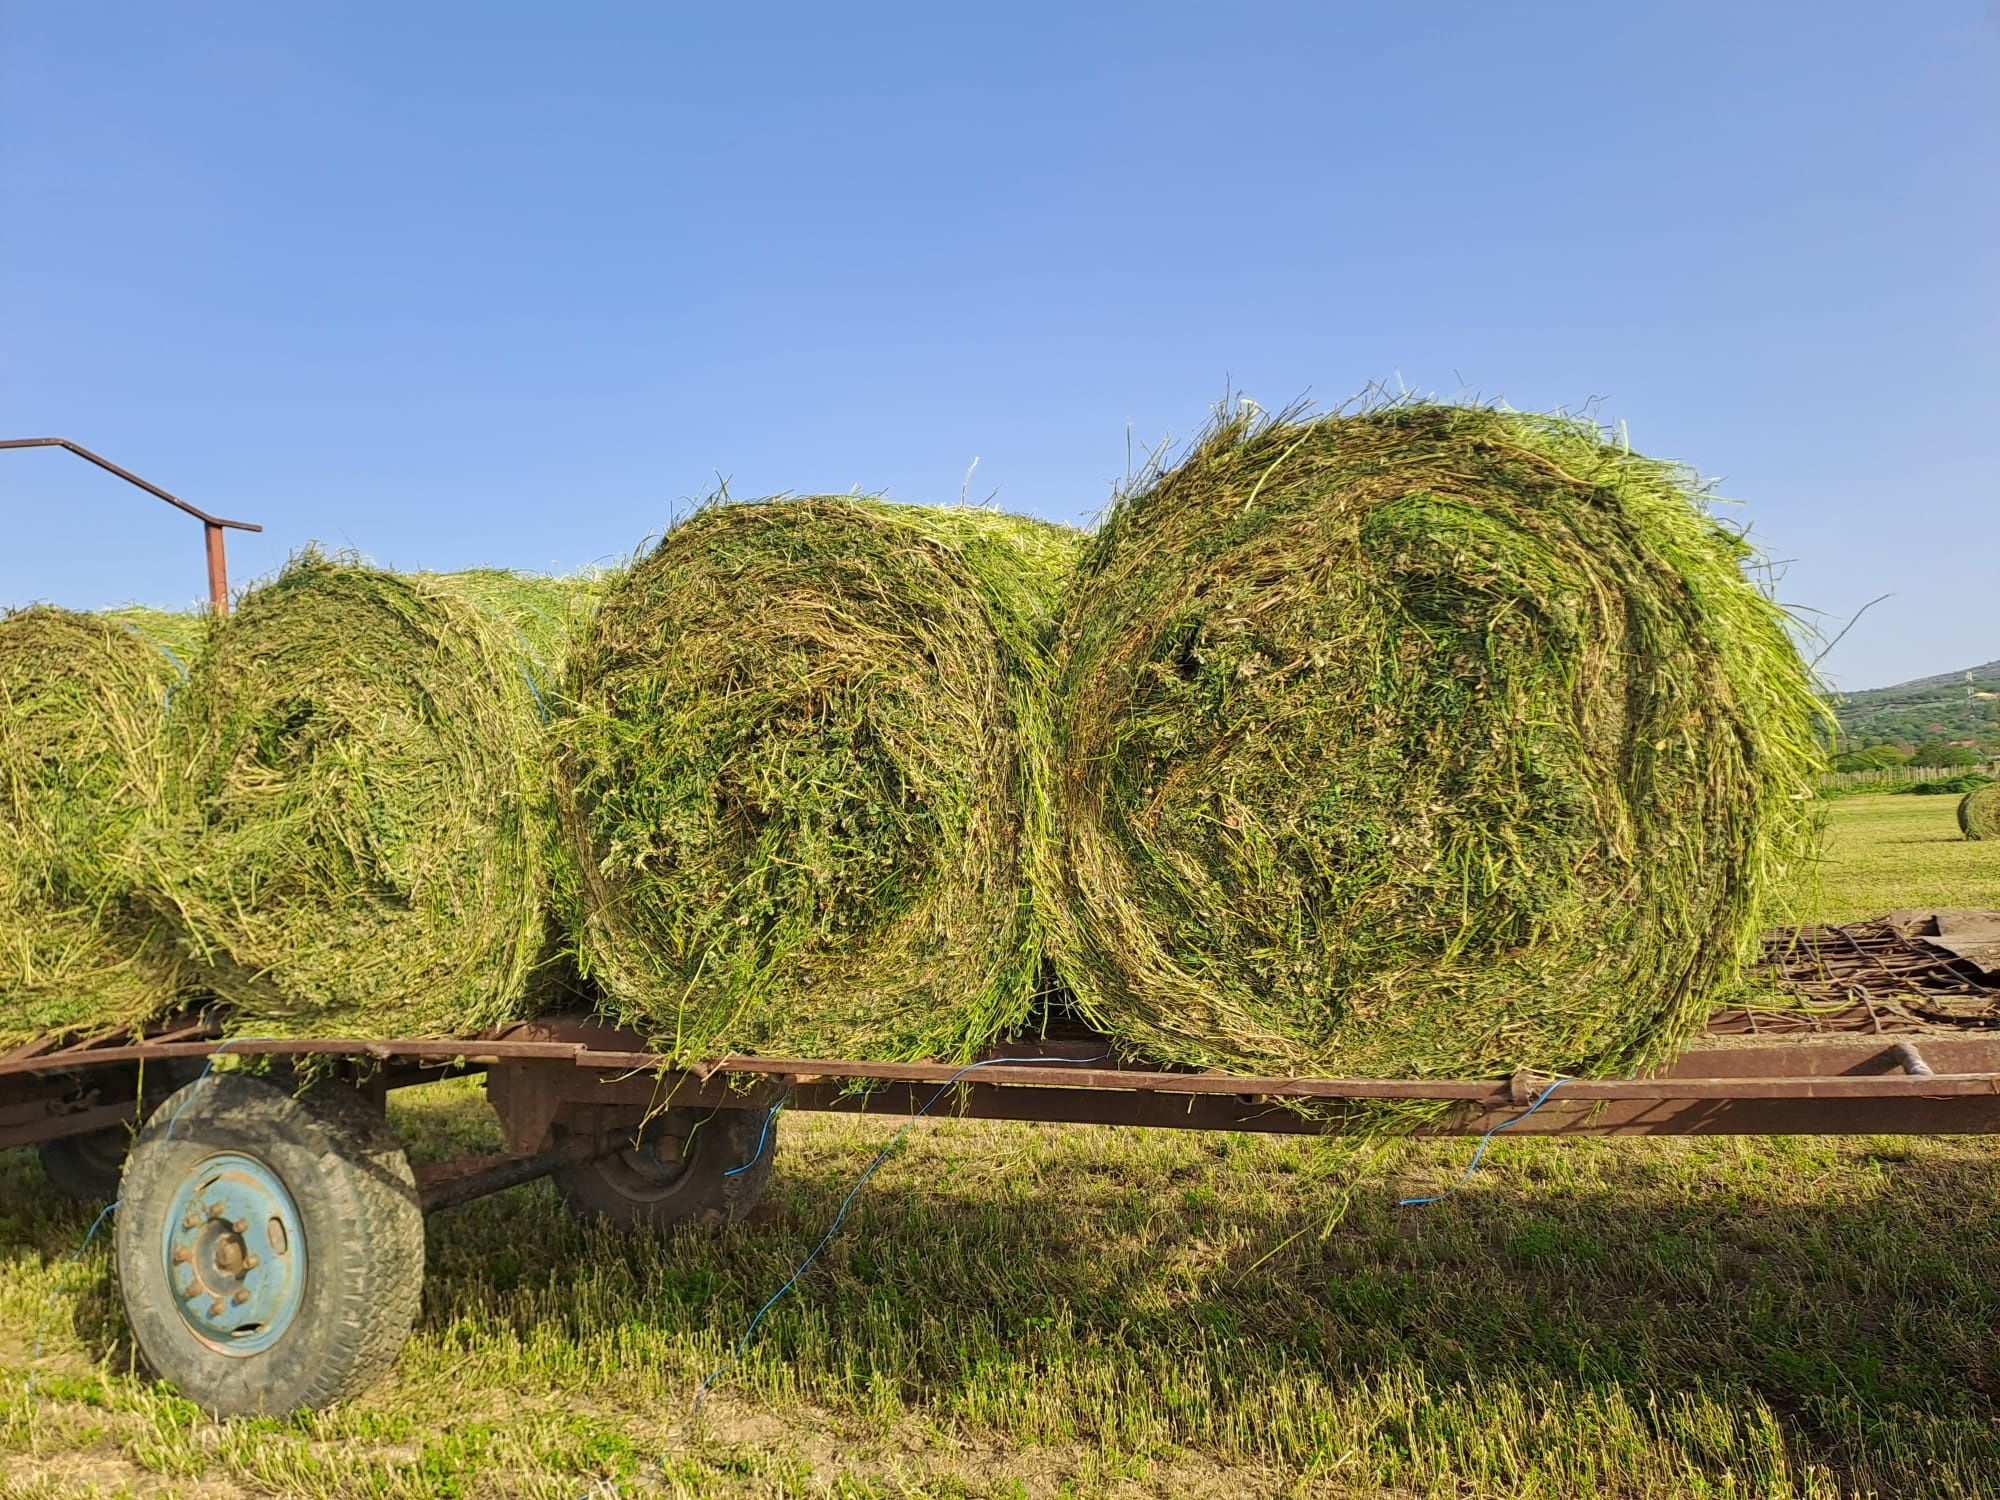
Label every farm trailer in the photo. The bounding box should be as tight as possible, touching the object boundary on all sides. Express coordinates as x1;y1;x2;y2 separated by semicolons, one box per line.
6;446;2000;1417
3;917;1999;1418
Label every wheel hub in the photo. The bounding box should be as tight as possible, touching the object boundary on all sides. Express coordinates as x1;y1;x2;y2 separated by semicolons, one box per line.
160;1152;306;1356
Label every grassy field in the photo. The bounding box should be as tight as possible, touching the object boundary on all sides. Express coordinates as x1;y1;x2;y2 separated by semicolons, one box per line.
1806;792;2000;925
3;793;1999;1498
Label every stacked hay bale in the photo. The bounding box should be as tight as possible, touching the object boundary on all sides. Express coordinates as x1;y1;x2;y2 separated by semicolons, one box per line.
4;405;1824;1078
1041;403;1825;1081
1960;785;2000;841
0;606;200;1045
144;553;594;1038
554;498;1083;1062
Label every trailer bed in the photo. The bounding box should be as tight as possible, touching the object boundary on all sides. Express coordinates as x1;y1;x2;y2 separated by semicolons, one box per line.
9;915;2000;1158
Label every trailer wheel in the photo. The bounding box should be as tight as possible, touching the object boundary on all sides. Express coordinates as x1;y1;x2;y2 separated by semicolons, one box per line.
37;1061;205;1202
552;1105;776;1229
37;1128;132;1202
113;1073;424;1417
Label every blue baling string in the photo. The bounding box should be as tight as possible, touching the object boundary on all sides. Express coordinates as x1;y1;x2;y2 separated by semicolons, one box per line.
693;1052;1106;1408
160;1037;279;1140
123;622;191;710
25;1199;120;1402
1397;1076;1569;1207
152;641;190;682
520;666;549;724
724;1099;783;1177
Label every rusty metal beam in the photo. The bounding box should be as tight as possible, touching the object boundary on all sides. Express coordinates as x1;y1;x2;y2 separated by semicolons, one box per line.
414;1134;609;1213
0;437;261;613
0;1097;142;1152
15;1007;2000;1154
401;1076;2000;1216
12;1026;2000;1100
777;1080;2000;1138
15;1034;2000;1103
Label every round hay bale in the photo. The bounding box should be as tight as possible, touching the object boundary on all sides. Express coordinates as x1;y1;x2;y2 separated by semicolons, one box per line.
1045;403;1826;1080
554;498;1084;1061
1959;784;2000;841
149;554;593;1037
0;606;200;1044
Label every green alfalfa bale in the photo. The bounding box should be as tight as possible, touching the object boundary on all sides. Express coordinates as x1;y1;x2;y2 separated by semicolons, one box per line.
1960;784;2000;841
146;553;597;1038
554;497;1085;1062
1043;402;1827;1083
0;605;202;1044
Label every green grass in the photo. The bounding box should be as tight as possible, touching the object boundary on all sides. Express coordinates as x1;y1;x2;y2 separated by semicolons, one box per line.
1804;793;2000;924
5;795;2000;1497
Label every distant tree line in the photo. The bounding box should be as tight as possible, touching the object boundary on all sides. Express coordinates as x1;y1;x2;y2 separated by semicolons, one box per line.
1829;737;1986;773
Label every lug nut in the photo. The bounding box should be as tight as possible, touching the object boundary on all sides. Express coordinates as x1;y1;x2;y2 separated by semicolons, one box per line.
231;1289;250;1306
243;1254;259;1270
182;1212;201;1230
208;1298;225;1317
171;1246;192;1265
232;1219;248;1233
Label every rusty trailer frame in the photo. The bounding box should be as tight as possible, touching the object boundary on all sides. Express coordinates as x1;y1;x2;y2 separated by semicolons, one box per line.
7;916;2000;1213
9;1011;2000;1215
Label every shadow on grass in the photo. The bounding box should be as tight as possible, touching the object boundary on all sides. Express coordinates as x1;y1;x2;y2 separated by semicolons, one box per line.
12;1128;2000;1495
413;1129;2000;1494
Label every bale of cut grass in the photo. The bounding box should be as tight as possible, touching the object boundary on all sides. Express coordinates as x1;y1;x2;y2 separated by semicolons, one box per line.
1044;402;1826;1081
147;553;594;1038
554;498;1084;1061
0;606;201;1045
1959;785;2000;841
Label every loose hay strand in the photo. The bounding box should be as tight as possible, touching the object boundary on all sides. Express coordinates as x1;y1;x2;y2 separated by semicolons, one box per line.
555;497;1084;1062
0;605;201;1044
145;552;597;1038
1043;401;1828;1083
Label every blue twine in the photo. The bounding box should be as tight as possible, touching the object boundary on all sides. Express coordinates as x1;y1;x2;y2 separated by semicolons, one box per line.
520;665;549;724
124;623;191;710
724;1100;783;1177
25;1198;121;1402
1397;1077;1568;1207
151;641;190;682
161;1037;279;1141
693;1052;1106;1408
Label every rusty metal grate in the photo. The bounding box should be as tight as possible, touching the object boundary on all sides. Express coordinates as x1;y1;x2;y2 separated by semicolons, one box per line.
1719;918;2000;1036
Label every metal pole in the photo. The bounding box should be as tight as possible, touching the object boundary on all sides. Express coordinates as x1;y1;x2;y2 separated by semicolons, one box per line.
204;522;230;612
0;437;261;614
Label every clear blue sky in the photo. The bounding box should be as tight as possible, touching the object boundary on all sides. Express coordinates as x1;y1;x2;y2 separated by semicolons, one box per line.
2;2;1992;690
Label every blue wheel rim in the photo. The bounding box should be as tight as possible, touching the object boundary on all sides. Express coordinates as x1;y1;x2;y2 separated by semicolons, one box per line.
159;1151;307;1357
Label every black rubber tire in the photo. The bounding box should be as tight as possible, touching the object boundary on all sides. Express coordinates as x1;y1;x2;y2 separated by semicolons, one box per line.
38;1128;130;1202
36;1061;206;1202
552;1105;776;1228
113;1073;425;1417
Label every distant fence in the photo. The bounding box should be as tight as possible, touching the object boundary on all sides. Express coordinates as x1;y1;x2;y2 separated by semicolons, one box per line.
1818;764;1996;791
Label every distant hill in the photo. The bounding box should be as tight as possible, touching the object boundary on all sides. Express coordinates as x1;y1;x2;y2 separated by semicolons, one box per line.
1834;660;2000;744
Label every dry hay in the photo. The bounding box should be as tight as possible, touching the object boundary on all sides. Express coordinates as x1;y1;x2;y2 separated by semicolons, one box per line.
0;606;201;1044
145;553;595;1037
555;498;1083;1061
1960;784;2000;842
1043;402;1826;1082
